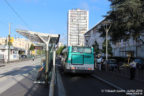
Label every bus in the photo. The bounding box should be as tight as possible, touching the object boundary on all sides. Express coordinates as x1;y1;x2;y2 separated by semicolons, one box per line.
62;46;95;73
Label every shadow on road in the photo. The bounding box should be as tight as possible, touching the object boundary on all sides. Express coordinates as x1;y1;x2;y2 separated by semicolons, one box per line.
0;65;41;77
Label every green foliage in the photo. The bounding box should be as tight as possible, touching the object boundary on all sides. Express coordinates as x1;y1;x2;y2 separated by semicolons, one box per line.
4;39;12;46
42;50;45;54
56;46;66;55
99;0;144;43
29;44;35;51
8;41;12;46
37;50;42;55
92;41;100;54
102;39;113;56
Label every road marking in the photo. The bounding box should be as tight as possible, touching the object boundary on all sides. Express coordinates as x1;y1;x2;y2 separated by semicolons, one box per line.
0;74;28;94
0;76;7;82
0;58;42;95
91;74;123;90
91;74;135;96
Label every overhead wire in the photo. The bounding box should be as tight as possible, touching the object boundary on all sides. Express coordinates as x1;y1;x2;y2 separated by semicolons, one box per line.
4;0;31;30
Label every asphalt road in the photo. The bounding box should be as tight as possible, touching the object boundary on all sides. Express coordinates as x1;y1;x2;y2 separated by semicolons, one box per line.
59;71;125;96
0;65;51;96
0;71;49;96
0;57;50;96
0;58;126;96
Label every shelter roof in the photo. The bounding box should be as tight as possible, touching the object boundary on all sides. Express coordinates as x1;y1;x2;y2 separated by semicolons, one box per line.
16;29;60;45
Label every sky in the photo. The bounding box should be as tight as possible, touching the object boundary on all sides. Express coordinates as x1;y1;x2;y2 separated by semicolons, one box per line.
0;0;110;44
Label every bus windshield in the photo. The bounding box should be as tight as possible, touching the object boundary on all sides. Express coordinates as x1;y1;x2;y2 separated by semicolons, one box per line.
72;47;92;53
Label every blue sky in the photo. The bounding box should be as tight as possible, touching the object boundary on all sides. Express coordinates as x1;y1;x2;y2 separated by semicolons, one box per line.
0;0;110;43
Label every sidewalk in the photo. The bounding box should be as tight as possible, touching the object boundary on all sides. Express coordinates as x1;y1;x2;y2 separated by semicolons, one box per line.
0;55;44;67
0;64;5;67
0;57;43;76
0;58;33;68
94;69;144;89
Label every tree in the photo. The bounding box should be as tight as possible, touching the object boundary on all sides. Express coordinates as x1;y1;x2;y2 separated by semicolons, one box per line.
99;0;144;43
102;39;113;56
92;41;100;54
56;46;66;55
4;38;12;46
37;49;42;55
29;44;35;51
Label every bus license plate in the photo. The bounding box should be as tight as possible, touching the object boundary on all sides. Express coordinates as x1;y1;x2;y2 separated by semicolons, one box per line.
76;67;86;70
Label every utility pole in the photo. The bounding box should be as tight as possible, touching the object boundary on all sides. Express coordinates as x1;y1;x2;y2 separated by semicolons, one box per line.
106;28;108;61
104;24;111;61
104;23;111;71
8;23;11;62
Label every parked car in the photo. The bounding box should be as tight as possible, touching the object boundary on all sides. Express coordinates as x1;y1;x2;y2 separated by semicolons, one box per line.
134;58;144;69
104;59;118;71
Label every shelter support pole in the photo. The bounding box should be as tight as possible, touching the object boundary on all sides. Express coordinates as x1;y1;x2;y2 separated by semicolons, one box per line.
45;37;50;84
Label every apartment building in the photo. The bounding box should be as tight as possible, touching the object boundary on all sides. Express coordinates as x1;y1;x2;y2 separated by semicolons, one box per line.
68;9;89;46
0;37;32;54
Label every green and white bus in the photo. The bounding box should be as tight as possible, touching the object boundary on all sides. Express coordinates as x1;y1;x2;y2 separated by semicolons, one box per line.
62;46;95;73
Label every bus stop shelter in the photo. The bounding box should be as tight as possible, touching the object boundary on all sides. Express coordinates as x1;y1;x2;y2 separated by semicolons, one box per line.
16;29;60;84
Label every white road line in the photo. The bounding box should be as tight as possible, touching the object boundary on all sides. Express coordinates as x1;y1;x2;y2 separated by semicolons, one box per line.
0;74;28;94
91;74;135;96
91;74;123;90
0;58;42;95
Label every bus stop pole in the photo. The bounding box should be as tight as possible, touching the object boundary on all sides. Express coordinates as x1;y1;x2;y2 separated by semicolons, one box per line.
49;49;56;96
36;35;51;84
45;37;50;84
45;43;49;84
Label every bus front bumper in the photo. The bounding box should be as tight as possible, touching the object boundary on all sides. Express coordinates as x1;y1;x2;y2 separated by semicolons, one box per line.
65;69;94;74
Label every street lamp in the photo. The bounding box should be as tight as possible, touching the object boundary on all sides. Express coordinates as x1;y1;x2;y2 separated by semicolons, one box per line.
103;22;111;61
103;21;111;71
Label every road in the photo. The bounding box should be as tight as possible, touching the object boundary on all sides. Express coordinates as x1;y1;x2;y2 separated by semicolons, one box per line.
0;57;50;96
56;58;124;96
58;70;124;96
0;58;143;96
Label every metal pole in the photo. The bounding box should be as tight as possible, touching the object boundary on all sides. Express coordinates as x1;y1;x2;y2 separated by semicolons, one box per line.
8;23;11;62
53;50;56;69
45;42;49;84
104;24;111;71
49;50;56;96
45;37;50;84
106;29;108;61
